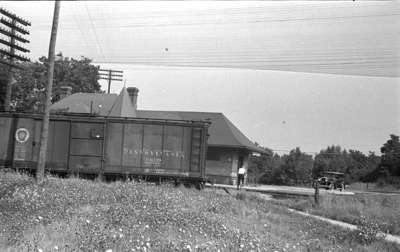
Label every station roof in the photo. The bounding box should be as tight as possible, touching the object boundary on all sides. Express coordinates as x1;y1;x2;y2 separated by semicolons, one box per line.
137;110;267;154
50;90;267;154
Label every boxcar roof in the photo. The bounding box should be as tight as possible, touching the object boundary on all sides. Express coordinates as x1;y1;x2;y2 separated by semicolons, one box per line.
50;90;267;154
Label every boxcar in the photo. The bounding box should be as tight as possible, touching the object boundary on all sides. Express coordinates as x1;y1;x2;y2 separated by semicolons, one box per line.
0;112;209;185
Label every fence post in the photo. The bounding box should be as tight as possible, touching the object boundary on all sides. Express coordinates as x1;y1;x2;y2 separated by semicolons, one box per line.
314;180;320;206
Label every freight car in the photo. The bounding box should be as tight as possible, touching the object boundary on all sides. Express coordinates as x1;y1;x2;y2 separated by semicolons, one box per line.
0;112;209;187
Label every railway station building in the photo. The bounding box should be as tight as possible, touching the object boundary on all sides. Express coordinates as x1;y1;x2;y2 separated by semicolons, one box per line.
50;86;266;185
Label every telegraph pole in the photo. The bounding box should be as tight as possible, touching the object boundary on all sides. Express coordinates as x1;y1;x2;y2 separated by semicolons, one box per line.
0;8;31;111
98;68;123;93
36;1;60;184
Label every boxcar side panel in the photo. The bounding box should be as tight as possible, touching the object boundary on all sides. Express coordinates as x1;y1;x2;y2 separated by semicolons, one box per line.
0;116;13;166
190;128;203;172
122;123;143;171
70;139;103;156
30;119;70;171
163;125;183;170
181;127;192;172
104;122;123;173
49;120;70;171
142;124;163;168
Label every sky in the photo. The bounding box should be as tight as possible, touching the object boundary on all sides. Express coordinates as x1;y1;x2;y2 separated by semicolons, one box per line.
1;1;399;155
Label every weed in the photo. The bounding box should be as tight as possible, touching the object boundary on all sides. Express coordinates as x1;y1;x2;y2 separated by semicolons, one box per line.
352;216;383;245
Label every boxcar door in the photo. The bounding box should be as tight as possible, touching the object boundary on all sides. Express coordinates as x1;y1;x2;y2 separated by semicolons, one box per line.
68;121;104;175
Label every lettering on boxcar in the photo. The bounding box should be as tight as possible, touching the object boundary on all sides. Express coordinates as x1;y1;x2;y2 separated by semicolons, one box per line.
122;147;187;167
14;145;26;160
144;156;162;167
123;148;186;159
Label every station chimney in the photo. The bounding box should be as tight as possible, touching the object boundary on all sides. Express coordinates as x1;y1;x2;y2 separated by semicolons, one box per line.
127;87;139;109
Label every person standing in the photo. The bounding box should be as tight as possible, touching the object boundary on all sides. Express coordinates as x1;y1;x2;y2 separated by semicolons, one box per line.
237;166;246;190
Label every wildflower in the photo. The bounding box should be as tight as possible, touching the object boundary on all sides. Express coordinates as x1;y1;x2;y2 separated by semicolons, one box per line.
54;245;59;250
86;220;90;224
105;250;112;252
38;249;43;252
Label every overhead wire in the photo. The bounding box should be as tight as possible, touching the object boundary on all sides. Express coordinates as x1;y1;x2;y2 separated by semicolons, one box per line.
35;12;399;30
71;3;91;55
84;3;106;61
25;3;399;77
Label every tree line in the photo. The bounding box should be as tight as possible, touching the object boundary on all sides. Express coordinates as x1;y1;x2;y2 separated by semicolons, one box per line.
248;134;400;187
0;53;101;113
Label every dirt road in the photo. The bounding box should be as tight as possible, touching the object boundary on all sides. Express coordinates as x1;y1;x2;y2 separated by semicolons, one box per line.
206;183;354;197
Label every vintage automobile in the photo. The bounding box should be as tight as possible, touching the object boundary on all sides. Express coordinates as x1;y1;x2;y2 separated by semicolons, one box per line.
316;171;346;190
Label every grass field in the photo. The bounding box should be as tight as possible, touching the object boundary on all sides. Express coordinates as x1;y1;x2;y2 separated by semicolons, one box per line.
277;193;400;237
349;182;400;193
1;171;399;252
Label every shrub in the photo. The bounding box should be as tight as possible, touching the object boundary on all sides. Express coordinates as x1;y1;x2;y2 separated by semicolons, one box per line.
352;216;383;245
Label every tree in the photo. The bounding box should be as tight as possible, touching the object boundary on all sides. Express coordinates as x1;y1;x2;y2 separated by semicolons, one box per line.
278;147;313;185
313;145;349;179
346;150;379;182
255;147;313;186
0;54;10;111
379;134;400;177
247;148;271;182
314;145;382;183
1;52;101;112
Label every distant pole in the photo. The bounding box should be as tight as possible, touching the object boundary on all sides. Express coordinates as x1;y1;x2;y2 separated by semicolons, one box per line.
98;68;123;93
0;8;31;111
36;0;60;183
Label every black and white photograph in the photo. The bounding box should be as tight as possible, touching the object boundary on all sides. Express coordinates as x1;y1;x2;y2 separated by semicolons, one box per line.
0;0;399;251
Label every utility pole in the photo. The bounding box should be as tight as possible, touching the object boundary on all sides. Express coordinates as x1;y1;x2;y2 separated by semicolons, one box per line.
36;1;60;184
0;8;31;111
98;68;123;93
